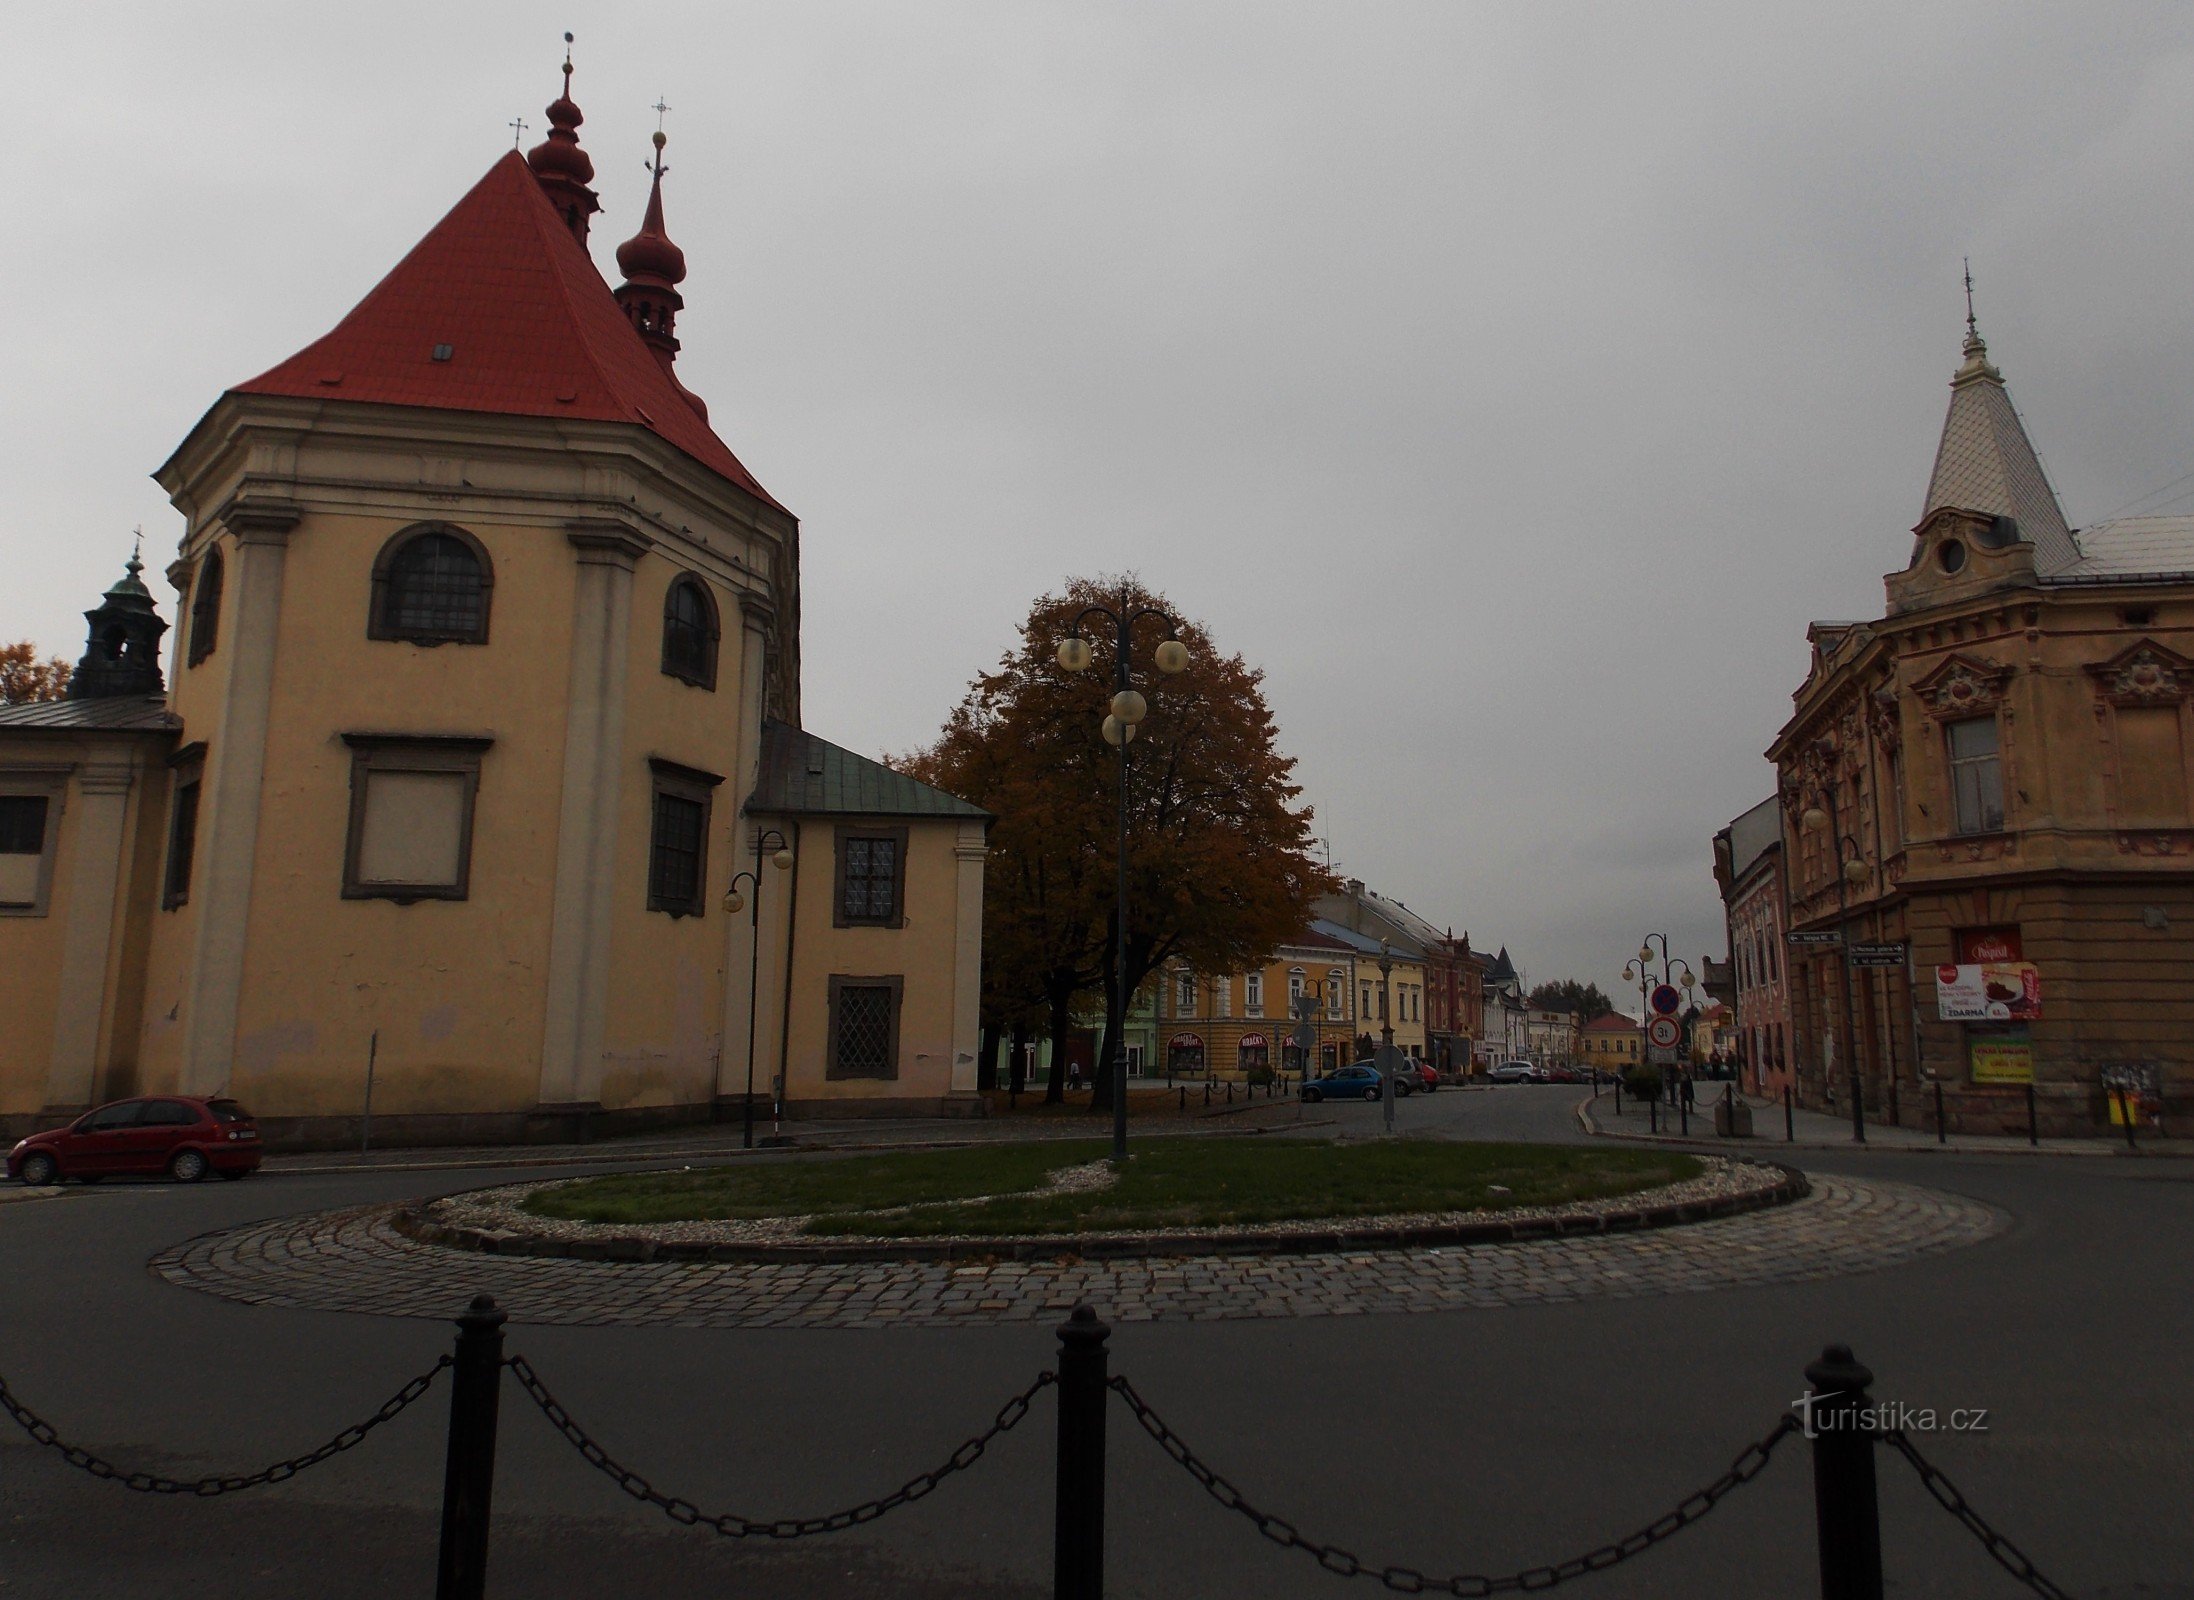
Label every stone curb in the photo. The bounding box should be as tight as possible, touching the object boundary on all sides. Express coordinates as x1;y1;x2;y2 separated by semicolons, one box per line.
1572;1094;2190;1158
386;1160;1811;1266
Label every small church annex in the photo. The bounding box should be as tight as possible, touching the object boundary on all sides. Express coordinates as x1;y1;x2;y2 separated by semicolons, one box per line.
0;58;989;1146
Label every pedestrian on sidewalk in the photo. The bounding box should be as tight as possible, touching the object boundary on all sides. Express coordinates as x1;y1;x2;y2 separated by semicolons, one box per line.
1681;1073;1696;1112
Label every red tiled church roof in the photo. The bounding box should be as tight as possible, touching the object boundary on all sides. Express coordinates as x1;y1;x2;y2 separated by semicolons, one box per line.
233;151;783;512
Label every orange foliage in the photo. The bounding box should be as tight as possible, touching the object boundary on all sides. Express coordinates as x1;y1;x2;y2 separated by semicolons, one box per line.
0;642;72;705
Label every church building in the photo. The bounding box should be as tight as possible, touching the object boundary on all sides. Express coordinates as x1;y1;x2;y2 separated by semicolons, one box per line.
0;58;989;1146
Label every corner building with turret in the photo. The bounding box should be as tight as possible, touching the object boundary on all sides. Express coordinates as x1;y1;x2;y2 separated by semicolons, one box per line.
0;61;989;1145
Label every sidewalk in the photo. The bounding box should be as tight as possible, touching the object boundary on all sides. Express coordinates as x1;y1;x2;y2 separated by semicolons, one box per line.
1575;1085;2182;1158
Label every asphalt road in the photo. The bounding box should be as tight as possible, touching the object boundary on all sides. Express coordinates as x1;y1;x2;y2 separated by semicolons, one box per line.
4;1087;2188;1599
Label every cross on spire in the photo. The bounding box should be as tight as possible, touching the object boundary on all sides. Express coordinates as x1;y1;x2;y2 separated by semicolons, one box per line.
509;115;530;147
1963;257;1977;340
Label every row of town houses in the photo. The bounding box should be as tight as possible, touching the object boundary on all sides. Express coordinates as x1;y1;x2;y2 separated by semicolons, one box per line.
1025;880;1576;1085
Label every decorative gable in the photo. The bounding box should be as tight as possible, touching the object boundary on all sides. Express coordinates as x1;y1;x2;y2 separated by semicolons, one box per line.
1912;653;2012;721
2084;640;2194;707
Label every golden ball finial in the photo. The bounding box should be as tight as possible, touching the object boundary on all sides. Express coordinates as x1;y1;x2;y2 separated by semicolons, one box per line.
653;130;667;149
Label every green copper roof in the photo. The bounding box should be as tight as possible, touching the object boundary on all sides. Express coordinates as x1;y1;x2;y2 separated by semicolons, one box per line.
747;720;988;820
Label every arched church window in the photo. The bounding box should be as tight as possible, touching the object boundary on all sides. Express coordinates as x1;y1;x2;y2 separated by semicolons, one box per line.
369;525;493;645
187;549;224;666
661;574;719;689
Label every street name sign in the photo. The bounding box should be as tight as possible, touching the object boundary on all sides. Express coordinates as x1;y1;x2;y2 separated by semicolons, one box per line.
1848;942;1908;970
1787;930;1843;947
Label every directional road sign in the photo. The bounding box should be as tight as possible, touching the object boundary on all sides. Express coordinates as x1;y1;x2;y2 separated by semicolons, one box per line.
1786;930;1843;947
1848;942;1909;970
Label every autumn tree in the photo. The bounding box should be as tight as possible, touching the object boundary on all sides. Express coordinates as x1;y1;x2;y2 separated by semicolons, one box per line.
899;576;1331;1109
0;642;72;705
1528;978;1615;1022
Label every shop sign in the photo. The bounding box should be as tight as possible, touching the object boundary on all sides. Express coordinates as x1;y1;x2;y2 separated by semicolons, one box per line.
1238;1033;1267;1049
1169;1033;1204;1050
1968;1028;2034;1085
1937;963;2041;1022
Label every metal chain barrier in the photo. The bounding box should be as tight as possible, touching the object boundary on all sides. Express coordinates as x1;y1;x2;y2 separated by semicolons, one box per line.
0;1356;451;1496
506;1354;1053;1539
1882;1428;2073;1600
1109;1374;1800;1595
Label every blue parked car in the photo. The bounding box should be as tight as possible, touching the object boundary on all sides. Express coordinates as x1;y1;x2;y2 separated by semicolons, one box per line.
1301;1063;1410;1103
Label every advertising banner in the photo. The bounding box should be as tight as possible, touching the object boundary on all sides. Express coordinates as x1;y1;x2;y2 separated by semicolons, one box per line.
1968;1028;2034;1084
1936;962;2041;1022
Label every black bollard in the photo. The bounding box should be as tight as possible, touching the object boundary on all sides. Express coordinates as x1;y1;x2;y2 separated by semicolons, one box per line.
1054;1306;1110;1600
1804;1343;1884;1600
1934;1080;1946;1145
2026;1081;2039;1147
1785;1084;1795;1143
436;1294;508;1600
1649;1095;1658;1134
1178;1085;1186;1112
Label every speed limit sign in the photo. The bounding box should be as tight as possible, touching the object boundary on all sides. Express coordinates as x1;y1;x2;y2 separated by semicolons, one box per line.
1647;1015;1682;1050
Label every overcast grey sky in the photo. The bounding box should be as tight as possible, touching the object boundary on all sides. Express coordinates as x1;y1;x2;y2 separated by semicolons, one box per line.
7;3;2193;1007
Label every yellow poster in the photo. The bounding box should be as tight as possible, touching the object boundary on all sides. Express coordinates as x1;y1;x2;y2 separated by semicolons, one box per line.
1969;1030;2034;1085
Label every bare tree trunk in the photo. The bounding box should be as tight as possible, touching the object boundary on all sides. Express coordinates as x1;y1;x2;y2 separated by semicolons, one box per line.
1009;1020;1030;1094
977;1022;1001;1092
1044;976;1075;1105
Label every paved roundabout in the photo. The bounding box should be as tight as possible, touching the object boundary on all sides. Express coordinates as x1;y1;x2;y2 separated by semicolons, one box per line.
150;1171;2005;1329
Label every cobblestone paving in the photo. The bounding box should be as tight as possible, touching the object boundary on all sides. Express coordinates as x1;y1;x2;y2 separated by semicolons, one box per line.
149;1174;2003;1329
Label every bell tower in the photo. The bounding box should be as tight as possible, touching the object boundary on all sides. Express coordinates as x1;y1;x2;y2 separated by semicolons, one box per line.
66;542;168;700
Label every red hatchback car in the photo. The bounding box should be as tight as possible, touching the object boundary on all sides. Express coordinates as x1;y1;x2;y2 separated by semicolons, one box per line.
8;1096;262;1186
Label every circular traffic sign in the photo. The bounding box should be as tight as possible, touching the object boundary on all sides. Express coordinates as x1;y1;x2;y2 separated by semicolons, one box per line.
1647;1015;1682;1049
1649;983;1682;1016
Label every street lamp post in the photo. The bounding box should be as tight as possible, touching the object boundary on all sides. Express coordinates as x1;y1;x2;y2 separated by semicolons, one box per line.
1377;938;1396;1135
1058;592;1190;1165
1791;749;1870;1145
722;826;794;1150
1625;934;1695;1119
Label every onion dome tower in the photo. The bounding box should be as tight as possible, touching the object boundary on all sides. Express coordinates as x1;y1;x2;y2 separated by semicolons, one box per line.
525;34;600;243
614;129;710;420
66;541;167;700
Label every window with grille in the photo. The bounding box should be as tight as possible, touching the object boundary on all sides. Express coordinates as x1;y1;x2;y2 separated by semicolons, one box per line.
1946;717;2005;834
661;575;719;689
835;828;906;926
370;526;493;645
644;760;722;917
828;975;902;1079
187;549;223;666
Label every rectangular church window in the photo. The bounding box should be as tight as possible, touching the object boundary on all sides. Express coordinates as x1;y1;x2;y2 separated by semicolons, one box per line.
834;826;907;927
646;760;723;918
0;794;50;911
827;975;902;1079
341;735;490;902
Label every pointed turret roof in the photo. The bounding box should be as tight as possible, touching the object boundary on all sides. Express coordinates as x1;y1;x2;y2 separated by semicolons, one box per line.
1921;323;2076;572
231;150;782;511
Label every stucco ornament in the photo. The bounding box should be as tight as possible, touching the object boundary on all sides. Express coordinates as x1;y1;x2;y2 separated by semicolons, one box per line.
2087;642;2192;707
1913;654;2010;721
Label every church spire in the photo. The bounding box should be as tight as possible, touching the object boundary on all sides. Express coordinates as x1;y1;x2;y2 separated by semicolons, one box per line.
1921;276;2078;572
67;537;168;700
614;116;708;420
525;33;600;244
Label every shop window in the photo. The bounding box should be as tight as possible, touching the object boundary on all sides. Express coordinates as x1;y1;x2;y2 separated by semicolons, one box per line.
369;525;493;645
646;759;723;917
1946;716;2005;834
827;975;902;1079
835;826;908;927
661;574;720;690
341;735;492;902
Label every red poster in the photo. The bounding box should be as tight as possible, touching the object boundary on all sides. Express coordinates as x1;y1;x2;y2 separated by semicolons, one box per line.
1956;927;2023;963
